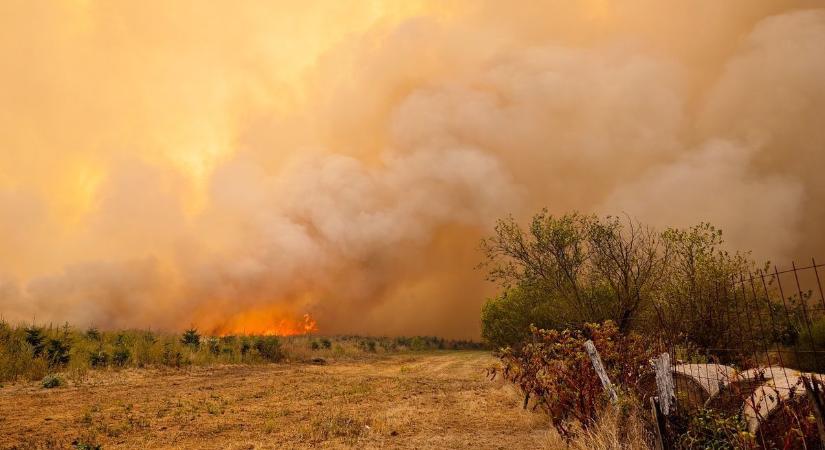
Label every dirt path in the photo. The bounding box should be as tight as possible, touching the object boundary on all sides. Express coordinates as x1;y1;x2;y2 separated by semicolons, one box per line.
0;351;550;449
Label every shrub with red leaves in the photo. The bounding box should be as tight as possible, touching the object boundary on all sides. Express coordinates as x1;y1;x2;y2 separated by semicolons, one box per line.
490;321;659;438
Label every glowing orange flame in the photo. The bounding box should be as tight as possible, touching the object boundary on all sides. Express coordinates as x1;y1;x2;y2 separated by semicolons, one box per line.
212;310;319;336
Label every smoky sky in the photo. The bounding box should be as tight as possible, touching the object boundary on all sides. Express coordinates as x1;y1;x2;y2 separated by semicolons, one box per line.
1;1;824;337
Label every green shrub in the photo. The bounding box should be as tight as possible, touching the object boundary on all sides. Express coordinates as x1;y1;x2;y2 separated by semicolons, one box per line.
207;338;220;355
320;338;332;349
181;328;201;348
72;439;102;450
254;336;283;362
379;340;397;352
357;339;376;353
25;327;46;357
409;337;426;351
674;408;754;449
240;338;252;356
481;285;559;349
112;347;130;367
789;316;825;371
84;327;101;342
89;350;109;368
42;373;63;388
161;343;184;367
46;338;71;367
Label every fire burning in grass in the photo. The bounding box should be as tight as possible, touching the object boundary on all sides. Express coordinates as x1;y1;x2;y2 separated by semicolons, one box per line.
212;310;318;337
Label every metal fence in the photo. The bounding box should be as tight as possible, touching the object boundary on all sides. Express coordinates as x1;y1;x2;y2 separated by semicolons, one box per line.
653;260;825;448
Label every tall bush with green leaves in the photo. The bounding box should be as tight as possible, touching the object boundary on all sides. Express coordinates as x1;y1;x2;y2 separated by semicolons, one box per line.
479;210;767;355
654;223;766;357
481;285;560;349
480;211;666;339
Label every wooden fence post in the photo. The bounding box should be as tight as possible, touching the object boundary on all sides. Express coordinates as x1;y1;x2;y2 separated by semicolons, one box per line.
650;396;669;450
584;339;618;404
653;352;676;415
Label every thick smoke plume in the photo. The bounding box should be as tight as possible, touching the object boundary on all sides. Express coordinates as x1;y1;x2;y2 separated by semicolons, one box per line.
1;1;824;337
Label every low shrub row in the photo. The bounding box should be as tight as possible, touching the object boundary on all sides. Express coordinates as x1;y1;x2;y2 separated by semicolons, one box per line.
0;321;487;383
0;322;285;382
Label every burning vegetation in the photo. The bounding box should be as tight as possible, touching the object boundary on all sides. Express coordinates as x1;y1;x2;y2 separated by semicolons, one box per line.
211;312;319;337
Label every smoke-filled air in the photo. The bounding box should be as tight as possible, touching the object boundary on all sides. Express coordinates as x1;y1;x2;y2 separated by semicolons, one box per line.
1;0;824;338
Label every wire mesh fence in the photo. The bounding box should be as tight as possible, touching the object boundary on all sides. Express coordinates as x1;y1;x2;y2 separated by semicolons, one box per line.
655;259;825;448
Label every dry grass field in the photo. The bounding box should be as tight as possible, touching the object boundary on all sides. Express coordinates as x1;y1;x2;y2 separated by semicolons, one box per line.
0;351;551;449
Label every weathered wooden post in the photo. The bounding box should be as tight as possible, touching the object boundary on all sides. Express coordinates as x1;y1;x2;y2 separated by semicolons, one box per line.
650;396;669;450
584;339;618;404
653;352;676;415
650;353;675;450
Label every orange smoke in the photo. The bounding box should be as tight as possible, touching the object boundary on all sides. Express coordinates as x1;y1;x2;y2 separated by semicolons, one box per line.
212;309;318;337
1;1;825;340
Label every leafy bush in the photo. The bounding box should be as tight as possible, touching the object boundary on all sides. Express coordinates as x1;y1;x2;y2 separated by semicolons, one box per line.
240;339;252;356
46;338;71;367
254;337;283;362
479;211;762;350
112;346;131;367
161;343;184;367
181;328;201;348
25;327;46;357
785;315;825;372
73;441;102;450
207;338;221;356
320;338;332;349
379;340;397;352
89;350;109;368
84;327;101;342
491;321;658;439
357;339;377;353
42;373;63;388
673;408;755;449
481;285;559;349
408;337;424;351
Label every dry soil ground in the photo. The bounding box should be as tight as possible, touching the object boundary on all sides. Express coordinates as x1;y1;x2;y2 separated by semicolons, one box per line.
0;351;550;449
